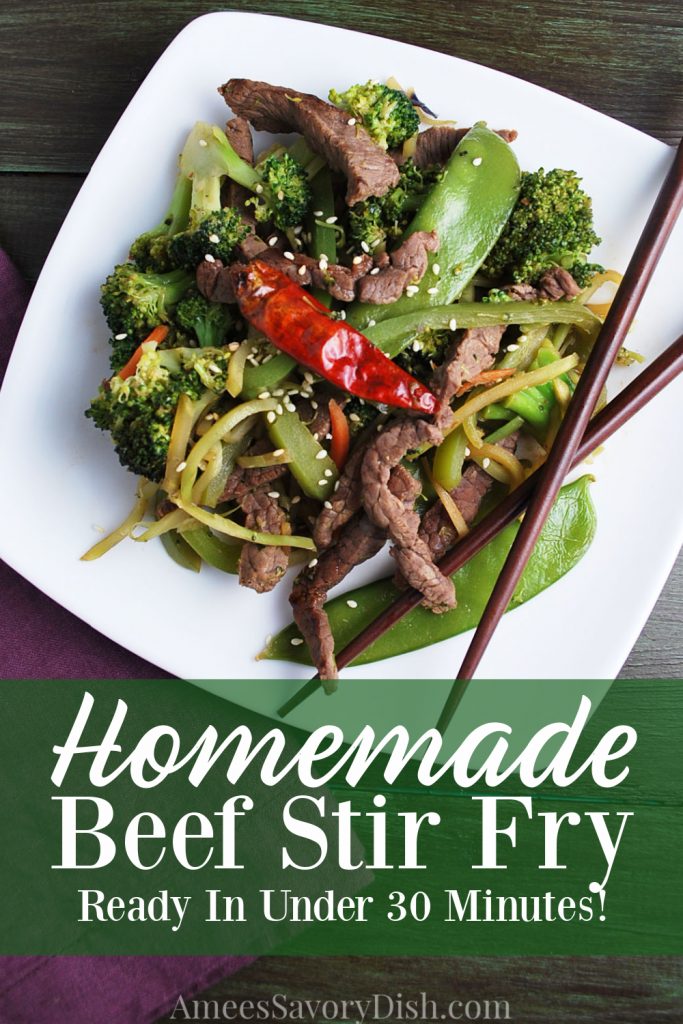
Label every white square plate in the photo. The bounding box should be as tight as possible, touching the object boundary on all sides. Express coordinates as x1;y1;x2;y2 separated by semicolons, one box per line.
1;12;681;726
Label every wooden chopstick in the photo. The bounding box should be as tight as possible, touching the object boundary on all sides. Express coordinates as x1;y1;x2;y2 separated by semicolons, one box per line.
451;137;683;685
278;330;683;719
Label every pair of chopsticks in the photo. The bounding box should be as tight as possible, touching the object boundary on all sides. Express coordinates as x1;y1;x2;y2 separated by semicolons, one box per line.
279;137;683;724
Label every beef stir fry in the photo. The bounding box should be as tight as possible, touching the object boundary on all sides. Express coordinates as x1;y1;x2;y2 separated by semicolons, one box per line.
85;76;624;683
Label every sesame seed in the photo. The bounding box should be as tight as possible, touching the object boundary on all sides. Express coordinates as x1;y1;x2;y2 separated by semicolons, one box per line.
352;255;363;265
255;183;264;194
176;461;187;472
268;235;278;246
291;495;301;504
333;480;340;491
204;253;216;263
294;225;303;235
482;457;491;468
406;285;419;296
449;318;458;331
325;432;332;440
506;343;519;352
361;241;370;253
427;286;438;295
318;479;327;486
228;341;240;351
472;156;483;166
346;599;358;609
308;558;318;568
412;340;423;352
266;411;276;424
370;267;380;276
209;362;221;373
198;138;208;147
208;233;220;243
313;210;323;217
291;637;304;646
276;403;283;415
347;117;356;126
324;500;332;509
368;318;376;327
267;491;279;499
285;401;296;412
298;264;307;276
338;310;346;320
318;257;329;270
277;190;285;201
433;263;441;275
324;468;333;478
258;391;271;399
464;447;471;457
325;215;338;224
114;332;128;340
315;449;327;460
311;400;318;409
283;251;294;261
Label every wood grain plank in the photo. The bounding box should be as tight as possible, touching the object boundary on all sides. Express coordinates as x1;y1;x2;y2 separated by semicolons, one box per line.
0;0;681;173
157;955;683;1022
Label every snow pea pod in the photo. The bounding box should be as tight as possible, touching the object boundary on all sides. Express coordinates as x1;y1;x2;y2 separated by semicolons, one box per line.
347;125;521;329
261;475;596;666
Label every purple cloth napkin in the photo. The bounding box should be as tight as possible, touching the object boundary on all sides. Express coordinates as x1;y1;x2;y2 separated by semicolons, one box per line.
0;248;253;1020
0;248;169;679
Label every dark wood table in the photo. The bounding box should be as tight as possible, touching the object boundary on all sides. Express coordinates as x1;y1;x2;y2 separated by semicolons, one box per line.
0;1;681;1018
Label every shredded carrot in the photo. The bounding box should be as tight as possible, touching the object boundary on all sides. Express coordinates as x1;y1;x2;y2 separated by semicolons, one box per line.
118;325;169;380
328;399;350;470
455;367;516;397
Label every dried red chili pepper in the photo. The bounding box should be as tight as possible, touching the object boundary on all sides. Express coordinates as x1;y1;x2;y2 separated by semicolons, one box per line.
232;260;437;415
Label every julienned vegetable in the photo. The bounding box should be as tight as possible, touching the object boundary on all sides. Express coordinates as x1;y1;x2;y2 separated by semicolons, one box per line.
85;73;611;683
260;476;596;665
347;124;522;328
232;260;439;414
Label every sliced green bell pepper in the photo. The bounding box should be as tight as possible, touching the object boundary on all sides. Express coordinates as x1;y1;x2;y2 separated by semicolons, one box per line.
266;408;338;501
364;302;599;360
261;476;596;666
432;426;468;491
347;125;521;329
180;524;241;573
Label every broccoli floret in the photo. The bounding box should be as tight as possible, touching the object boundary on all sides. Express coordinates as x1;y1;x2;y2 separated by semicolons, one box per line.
482;288;511;303
329;81;419;150
344;396;380;435
100;264;193;368
85;347;230;482
175;122;312;236
347;159;440;253
174;289;233;348
482;168;602;285
249;152;312;230
169;207;248;271
129;173;192;272
395;329;452;383
567;260;604;288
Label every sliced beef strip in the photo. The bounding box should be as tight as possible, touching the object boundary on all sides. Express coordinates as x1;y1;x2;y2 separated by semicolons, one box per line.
411;126;518;169
296;398;331;441
196;257;236;304
223;116;255;210
355;230;439;305
220;79;400;205
312;444;365;550
238;489;290;593
290;464;419;684
361;418;455;613
503;282;539;301
417;434;519;564
220;438;288;502
432;325;507;430
536;267;581;300
254;248;374;302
